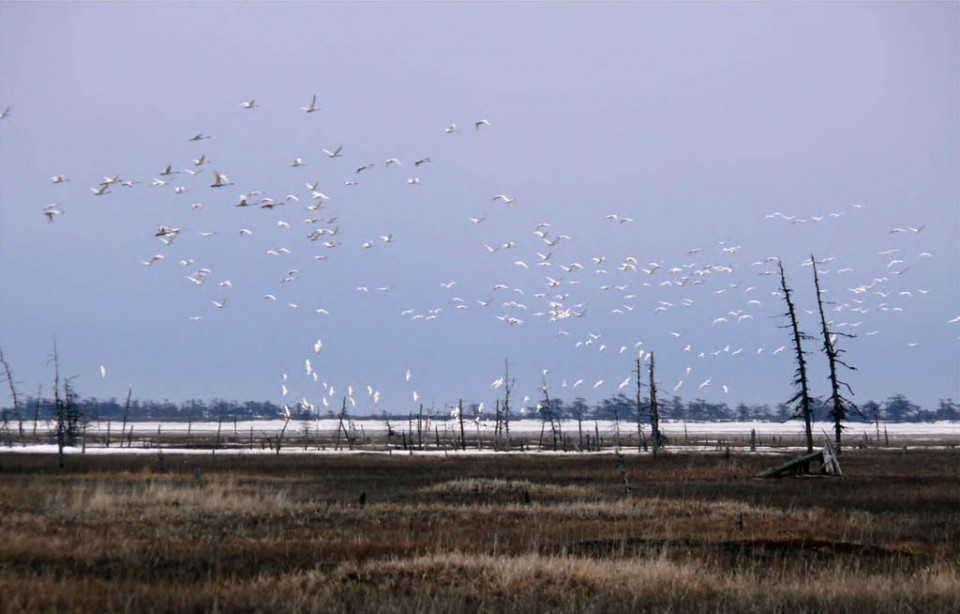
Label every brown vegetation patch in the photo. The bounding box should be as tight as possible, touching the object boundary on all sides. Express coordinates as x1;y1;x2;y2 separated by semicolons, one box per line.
569;536;909;561
420;477;596;505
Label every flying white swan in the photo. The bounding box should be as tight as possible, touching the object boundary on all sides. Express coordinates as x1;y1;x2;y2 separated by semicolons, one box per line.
301;93;318;113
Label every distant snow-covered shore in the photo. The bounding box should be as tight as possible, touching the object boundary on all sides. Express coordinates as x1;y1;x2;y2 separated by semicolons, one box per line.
12;418;960;440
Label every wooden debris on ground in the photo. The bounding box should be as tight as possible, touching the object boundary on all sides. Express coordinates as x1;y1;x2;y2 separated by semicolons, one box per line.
755;438;842;478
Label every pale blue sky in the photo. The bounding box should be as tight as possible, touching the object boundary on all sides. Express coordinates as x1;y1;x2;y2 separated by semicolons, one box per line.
1;2;957;413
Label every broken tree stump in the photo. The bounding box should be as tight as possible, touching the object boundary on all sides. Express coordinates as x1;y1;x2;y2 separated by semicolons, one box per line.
821;438;842;476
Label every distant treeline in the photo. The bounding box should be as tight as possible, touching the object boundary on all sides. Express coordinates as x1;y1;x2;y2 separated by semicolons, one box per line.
2;393;957;425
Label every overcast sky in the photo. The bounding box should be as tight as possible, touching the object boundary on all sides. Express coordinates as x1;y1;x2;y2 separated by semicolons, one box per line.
1;2;957;415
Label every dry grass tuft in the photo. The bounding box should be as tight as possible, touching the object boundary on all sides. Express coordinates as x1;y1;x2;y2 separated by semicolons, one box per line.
59;476;295;518
420;477;596;504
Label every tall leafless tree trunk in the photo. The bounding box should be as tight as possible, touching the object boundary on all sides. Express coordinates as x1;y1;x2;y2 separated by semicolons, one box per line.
32;385;41;436
778;260;815;454
0;348;24;446
635;354;645;452
576;404;584;452
457;399;466;451
649;352;662;456
120;387;132;448
276;404;291;454
612;400;621;452
417;403;424;450
502;359;513;450
51;341;66;469
383;411;395;448
334;397;349;450
540;378;559;451
811;255;858;452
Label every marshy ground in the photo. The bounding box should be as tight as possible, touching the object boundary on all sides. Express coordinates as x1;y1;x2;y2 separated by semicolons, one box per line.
1;446;958;612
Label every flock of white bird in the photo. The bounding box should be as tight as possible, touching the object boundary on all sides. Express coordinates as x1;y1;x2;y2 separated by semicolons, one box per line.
8;92;951;418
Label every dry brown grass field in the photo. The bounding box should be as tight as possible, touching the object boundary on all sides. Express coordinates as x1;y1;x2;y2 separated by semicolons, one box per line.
1;446;958;612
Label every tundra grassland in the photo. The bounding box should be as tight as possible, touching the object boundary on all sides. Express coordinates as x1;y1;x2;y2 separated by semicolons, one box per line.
1;447;958;613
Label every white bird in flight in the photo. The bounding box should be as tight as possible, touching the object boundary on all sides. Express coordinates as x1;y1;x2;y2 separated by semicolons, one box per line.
210;169;233;188
43;204;64;223
159;163;179;176
301;93;319;113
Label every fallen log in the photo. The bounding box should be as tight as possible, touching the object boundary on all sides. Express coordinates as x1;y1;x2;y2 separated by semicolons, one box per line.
754;450;826;478
755;435;844;479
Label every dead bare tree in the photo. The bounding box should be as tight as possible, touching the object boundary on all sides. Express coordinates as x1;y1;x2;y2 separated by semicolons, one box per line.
539;378;559;451
50;341;66;468
383;411;396;448
0;348;24;446
120;387;132;448
778;259;815;454
612;399;622;452
648;351;662;456
634;354;645;452
32;385;41;436
501;359;514;450
417;403;425;450
334;397;350;450
275;404;292;454
456;399;466;451
811;255;859;452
